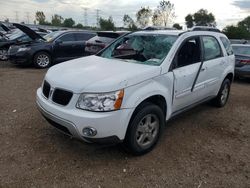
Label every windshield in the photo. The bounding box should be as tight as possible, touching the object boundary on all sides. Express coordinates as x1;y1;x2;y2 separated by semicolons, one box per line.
232;46;250;56
99;33;178;66
43;31;62;42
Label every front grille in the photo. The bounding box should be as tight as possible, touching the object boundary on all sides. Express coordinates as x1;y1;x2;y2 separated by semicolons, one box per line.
52;89;73;106
42;81;51;98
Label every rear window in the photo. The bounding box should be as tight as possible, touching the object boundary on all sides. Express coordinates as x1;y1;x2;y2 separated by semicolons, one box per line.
75;33;95;41
202;36;222;61
88;36;115;44
232;46;250;56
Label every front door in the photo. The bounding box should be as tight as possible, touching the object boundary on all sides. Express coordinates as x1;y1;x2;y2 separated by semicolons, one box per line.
172;36;203;112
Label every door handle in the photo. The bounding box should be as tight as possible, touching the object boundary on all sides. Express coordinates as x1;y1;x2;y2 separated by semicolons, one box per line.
200;67;206;72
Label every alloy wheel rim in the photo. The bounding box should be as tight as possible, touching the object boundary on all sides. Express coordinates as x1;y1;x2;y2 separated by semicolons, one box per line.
0;50;8;60
136;114;159;148
37;54;49;67
221;84;229;104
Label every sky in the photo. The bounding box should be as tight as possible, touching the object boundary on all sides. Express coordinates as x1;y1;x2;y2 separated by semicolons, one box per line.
0;0;249;29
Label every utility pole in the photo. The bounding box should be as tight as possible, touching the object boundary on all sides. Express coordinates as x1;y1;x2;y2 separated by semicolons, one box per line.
15;11;19;23
26;12;30;24
83;8;88;26
96;9;100;28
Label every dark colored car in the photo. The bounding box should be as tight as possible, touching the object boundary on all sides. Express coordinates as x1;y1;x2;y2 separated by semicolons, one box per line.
232;44;250;78
0;25;49;60
85;31;129;55
8;24;96;68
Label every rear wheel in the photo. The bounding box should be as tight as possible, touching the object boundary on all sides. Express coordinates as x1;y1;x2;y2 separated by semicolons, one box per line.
212;79;231;107
124;102;165;155
33;52;51;68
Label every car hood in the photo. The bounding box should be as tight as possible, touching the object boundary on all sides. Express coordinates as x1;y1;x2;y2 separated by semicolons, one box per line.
45;55;162;93
13;23;45;41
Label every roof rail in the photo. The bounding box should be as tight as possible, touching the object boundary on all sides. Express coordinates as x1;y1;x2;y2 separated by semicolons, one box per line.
191;26;221;33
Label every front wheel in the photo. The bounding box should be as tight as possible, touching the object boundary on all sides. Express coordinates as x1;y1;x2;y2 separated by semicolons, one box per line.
124;102;165;155
0;49;8;60
33;52;51;68
212;79;231;107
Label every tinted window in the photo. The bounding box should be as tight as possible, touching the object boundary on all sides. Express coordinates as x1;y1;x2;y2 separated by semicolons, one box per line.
232;46;250;56
220;37;234;56
59;33;75;42
202;36;222;61
75;33;95;41
176;37;201;68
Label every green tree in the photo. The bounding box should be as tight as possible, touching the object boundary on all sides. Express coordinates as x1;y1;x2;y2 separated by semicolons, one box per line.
99;17;115;31
193;9;215;26
123;14;137;31
63;18;75;28
223;25;250;39
173;23;182;30
152;0;175;27
75;23;83;29
136;7;152;28
185;9;215;28
238;16;250;31
35;11;46;25
185;14;194;28
51;14;63;26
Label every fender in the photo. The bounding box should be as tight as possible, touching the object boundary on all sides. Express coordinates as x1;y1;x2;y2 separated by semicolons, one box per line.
122;73;174;120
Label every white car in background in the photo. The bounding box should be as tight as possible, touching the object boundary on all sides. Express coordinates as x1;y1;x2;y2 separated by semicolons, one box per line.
36;29;235;155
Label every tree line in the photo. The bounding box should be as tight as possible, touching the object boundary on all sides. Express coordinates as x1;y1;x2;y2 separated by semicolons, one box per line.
34;0;250;39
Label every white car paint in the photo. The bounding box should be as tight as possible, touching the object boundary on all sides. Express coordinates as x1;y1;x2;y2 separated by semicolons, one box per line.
36;30;235;142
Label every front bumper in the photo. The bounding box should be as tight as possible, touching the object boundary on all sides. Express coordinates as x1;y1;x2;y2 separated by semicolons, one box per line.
8;52;32;65
235;65;250;78
36;88;134;143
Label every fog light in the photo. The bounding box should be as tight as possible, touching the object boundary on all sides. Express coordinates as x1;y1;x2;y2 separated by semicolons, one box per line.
82;127;97;137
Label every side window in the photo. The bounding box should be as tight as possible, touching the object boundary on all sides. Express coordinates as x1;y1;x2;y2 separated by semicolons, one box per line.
220;37;234;56
59;33;75;42
202;36;222;61
176;37;201;68
75;33;95;41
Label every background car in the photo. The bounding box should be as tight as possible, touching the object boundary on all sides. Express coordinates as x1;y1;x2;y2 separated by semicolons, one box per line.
0;24;49;60
232;44;250;78
8;24;96;68
85;31;129;55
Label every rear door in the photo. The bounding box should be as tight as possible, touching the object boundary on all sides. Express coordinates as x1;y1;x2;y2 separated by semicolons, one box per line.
53;33;78;62
196;36;225;97
74;32;95;56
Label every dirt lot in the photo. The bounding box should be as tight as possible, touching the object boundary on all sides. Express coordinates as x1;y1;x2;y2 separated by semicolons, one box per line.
0;61;249;188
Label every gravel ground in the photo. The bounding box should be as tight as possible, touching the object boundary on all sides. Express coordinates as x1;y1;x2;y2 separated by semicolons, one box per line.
0;61;249;188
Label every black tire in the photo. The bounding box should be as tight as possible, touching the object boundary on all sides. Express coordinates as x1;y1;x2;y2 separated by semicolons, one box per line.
124;102;165;155
212;78;231;107
33;51;51;68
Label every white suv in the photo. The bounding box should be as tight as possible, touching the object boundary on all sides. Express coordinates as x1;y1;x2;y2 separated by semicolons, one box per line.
36;30;235;155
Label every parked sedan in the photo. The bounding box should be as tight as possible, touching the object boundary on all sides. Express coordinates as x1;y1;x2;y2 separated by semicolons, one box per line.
232;44;250;78
8;24;96;68
85;31;129;55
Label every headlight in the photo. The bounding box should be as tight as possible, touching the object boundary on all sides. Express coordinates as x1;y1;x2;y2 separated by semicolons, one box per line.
17;47;31;52
76;89;124;112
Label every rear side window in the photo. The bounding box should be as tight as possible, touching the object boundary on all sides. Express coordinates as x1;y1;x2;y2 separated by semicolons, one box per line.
75;33;95;41
59;33;75;42
202;36;222;61
220;37;234;56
